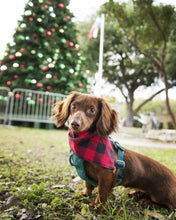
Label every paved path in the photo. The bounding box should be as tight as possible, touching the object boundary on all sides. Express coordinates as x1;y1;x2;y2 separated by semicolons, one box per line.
112;132;176;150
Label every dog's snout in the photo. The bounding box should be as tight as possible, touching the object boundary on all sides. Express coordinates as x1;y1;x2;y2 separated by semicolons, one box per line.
71;119;81;130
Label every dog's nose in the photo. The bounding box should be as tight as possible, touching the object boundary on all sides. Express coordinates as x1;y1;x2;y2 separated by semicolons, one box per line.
71;119;81;130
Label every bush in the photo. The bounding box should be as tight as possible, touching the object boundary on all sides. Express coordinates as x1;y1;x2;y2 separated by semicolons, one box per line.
168;121;174;129
159;122;163;129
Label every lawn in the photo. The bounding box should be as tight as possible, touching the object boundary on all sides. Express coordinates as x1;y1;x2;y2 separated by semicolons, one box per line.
0;126;175;219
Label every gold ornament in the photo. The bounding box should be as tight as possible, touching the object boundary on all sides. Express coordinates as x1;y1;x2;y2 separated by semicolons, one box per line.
31;50;36;54
59;29;64;33
15;52;22;57
48;63;55;68
37;18;42;22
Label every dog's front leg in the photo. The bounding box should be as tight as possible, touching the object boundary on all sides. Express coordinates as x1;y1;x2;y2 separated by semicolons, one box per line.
90;171;114;212
83;181;94;196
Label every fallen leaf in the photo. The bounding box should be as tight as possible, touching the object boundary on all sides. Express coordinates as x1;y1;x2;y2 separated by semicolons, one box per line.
51;184;65;189
76;213;86;219
73;176;81;182
142;209;165;220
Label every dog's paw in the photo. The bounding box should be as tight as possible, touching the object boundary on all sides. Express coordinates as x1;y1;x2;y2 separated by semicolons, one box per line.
82;190;92;197
89;202;97;206
89;202;105;214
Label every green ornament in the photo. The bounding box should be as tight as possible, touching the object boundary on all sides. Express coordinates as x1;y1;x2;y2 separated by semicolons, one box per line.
37;52;43;58
59;63;65;69
81;56;86;61
61;38;66;44
64;91;69;95
78;60;82;64
55;49;60;53
39;27;44;33
53;56;58;60
60;77;67;82
18;35;25;40
28;100;35;105
25;79;31;83
67;82;74;88
27;66;34;71
0;95;4;101
44;42;49;47
66;53;71;58
75;66;80;71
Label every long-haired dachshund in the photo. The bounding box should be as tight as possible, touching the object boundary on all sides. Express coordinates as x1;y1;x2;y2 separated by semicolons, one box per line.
52;91;176;213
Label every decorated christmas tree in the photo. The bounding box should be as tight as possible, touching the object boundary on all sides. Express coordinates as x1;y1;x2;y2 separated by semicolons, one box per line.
0;0;88;94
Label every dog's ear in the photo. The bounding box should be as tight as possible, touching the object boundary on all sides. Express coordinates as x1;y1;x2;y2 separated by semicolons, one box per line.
96;99;118;138
51;91;80;127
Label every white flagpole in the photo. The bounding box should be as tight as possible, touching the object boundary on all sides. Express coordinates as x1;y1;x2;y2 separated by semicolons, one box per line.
98;14;104;83
94;14;104;96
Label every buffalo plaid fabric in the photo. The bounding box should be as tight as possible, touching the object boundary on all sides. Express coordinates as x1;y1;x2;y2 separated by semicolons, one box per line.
68;130;115;170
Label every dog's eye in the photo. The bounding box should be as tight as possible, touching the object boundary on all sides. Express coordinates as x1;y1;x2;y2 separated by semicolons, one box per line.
71;104;76;109
90;107;95;113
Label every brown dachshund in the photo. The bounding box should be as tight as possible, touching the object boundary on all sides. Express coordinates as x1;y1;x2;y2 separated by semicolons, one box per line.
52;91;176;212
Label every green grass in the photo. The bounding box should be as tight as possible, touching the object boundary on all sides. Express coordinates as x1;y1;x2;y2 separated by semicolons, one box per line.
0;126;175;219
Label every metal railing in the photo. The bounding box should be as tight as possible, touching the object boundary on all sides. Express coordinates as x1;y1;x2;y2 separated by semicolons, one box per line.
0;87;11;124
0;87;67;126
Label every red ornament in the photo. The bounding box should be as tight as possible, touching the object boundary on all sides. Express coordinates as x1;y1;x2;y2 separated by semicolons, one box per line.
9;55;15;60
48;1;52;5
58;3;64;8
51;28;55;32
28;17;33;21
75;47;79;51
7;81;12;86
42;66;48;71
33;34;39;41
0;61;3;66
53;75;57;79
75;37;78;41
48;99;53;104
14;75;19;79
37;83;43;88
79;83;83;88
38;98;43;103
20;48;25;52
68;42;74;47
65;15;70;20
43;4;48;9
15;94;21;99
46;31;52;36
47;85;52;90
20;64;24;68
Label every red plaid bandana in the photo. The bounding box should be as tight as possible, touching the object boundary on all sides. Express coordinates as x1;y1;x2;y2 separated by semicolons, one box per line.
68;130;115;170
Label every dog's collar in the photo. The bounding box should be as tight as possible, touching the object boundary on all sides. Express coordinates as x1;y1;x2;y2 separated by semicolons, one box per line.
68;130;115;170
109;136;125;185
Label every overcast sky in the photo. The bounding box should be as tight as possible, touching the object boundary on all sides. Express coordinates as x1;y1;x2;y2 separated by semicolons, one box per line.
0;0;175;99
0;0;175;58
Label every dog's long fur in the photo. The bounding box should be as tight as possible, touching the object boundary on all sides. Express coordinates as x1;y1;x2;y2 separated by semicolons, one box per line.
52;91;176;212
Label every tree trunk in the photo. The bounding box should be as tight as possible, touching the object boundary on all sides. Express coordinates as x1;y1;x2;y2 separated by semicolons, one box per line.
126;104;134;127
125;94;134;127
163;71;176;129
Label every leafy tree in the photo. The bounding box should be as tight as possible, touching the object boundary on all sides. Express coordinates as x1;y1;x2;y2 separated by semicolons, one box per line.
77;18;164;126
77;16;100;75
0;0;88;94
103;0;176;128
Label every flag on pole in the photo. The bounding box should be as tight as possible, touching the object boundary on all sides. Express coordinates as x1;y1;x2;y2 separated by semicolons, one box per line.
88;17;101;40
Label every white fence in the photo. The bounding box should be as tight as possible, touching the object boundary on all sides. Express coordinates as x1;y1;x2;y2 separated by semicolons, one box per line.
0;87;67;126
0;87;11;124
